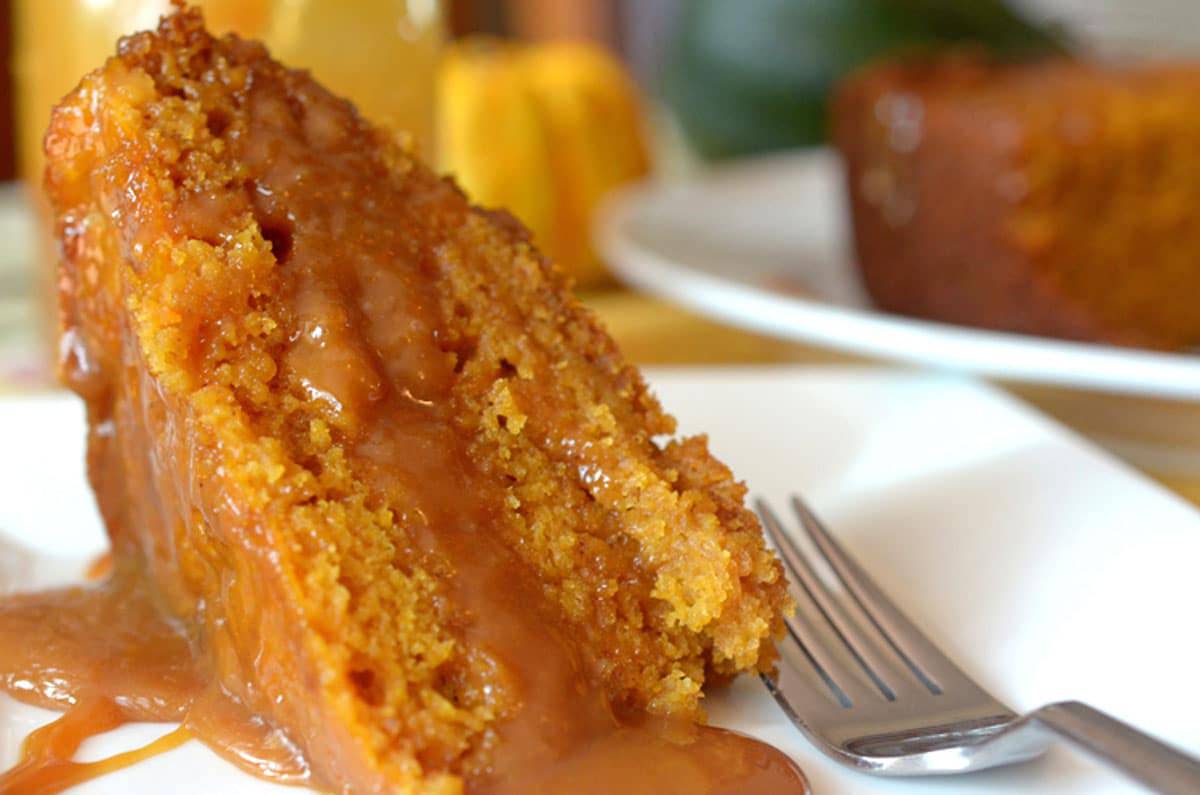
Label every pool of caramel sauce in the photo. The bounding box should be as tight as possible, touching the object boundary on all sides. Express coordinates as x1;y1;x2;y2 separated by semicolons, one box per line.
0;553;806;795
0;562;310;794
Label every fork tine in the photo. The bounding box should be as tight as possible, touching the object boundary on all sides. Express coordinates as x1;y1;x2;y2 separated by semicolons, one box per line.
789;494;982;696
759;496;929;701
757;500;886;708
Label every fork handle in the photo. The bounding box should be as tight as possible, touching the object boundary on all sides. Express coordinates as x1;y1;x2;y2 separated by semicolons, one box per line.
1032;701;1200;795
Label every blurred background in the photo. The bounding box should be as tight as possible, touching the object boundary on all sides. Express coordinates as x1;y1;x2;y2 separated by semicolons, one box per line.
0;0;1198;505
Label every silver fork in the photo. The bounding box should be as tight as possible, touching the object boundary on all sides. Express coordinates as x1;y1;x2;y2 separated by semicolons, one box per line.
756;495;1200;794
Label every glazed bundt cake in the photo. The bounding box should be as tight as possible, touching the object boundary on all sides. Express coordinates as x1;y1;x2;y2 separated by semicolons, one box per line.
834;56;1200;350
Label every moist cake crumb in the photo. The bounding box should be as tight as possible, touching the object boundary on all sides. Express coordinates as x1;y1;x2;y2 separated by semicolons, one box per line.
44;7;790;793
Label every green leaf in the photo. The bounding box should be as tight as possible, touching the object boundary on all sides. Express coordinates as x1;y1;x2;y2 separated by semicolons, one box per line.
661;0;1068;158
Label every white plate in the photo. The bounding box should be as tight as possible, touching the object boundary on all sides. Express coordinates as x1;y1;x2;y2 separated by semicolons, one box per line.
596;151;1200;400
2;367;1199;794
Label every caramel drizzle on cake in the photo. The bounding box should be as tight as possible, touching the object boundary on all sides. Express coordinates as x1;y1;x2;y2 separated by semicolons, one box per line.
0;7;799;794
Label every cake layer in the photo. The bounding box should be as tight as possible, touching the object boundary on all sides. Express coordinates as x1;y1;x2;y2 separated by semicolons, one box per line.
834;56;1200;350
45;8;788;792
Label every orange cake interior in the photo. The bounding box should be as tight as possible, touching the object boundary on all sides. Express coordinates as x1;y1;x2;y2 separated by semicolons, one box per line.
39;7;790;793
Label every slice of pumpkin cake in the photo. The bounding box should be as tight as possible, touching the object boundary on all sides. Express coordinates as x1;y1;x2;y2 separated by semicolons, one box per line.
45;7;789;793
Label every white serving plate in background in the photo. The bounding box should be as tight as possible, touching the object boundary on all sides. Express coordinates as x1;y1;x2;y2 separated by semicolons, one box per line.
597;151;1200;400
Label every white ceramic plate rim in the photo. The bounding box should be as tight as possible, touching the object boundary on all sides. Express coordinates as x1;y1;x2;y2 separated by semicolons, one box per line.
596;150;1200;400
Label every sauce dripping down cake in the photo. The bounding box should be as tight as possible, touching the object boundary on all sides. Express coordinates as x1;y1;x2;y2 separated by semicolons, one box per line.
1;6;800;794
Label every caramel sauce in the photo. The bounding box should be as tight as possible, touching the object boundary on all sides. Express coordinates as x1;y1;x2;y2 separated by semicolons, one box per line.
0;699;190;794
427;504;804;795
83;553;112;581
0;568;310;794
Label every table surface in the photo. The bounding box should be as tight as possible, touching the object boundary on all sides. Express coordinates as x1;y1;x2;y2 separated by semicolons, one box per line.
581;289;1200;508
